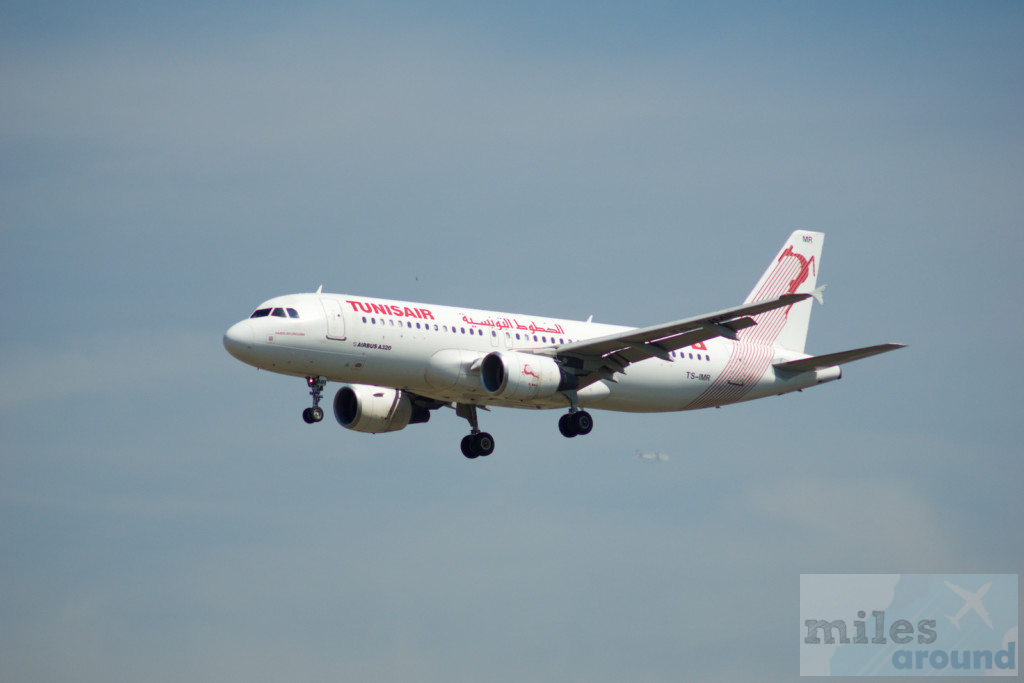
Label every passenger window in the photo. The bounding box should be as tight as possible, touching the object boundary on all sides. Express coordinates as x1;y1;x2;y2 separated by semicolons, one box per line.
250;308;272;318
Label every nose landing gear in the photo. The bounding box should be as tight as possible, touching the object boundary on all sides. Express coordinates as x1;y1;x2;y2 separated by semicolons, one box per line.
302;376;327;424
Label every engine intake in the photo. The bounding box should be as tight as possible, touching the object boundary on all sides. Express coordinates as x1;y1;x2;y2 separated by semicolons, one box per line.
481;351;577;400
333;384;429;433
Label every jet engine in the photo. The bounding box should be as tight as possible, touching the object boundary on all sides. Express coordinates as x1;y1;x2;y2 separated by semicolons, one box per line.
333;384;429;433
480;351;578;401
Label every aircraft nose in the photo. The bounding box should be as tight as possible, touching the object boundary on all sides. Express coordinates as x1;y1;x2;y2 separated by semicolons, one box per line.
223;320;255;360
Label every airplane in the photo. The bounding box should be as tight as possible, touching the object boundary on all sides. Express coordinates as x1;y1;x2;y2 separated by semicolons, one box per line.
944;581;994;630
636;451;670;462
223;231;904;459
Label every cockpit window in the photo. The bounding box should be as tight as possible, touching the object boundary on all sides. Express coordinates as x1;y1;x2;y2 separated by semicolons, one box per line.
251;306;300;319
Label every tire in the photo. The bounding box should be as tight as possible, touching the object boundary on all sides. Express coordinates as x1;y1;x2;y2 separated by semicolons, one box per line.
461;435;479;459
558;413;577;438
310;406;324;422
302;407;316;424
474;432;495;456
571;411;593;435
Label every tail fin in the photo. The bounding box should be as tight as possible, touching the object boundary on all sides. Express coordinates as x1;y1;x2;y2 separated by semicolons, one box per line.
742;231;824;353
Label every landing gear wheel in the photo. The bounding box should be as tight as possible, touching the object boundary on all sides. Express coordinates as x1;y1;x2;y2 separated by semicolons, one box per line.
570;411;593;435
302;407;316;424
461;435;480;459
461;432;495;458
559;411;593;437
558;414;577;438
473;432;495;456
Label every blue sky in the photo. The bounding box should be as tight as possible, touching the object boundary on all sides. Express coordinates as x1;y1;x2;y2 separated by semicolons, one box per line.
2;2;1022;681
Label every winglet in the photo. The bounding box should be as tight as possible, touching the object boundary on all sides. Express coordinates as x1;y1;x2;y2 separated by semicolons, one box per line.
811;284;827;305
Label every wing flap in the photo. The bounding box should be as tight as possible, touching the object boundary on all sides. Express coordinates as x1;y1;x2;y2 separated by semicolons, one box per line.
773;343;906;373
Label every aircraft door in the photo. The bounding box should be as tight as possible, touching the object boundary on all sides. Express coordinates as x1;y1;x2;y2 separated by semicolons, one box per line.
320;298;347;340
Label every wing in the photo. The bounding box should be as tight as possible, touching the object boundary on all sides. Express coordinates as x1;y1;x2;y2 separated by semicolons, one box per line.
551;293;811;384
773;344;906;373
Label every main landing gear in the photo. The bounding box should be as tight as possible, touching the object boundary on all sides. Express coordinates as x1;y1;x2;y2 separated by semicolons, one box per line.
558;389;593;438
456;403;495;459
558;410;594;437
302;376;326;424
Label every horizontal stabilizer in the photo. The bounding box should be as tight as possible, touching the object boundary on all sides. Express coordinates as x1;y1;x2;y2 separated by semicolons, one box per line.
773;343;906;373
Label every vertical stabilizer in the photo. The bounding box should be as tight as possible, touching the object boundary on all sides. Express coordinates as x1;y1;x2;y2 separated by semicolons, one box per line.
741;231;824;353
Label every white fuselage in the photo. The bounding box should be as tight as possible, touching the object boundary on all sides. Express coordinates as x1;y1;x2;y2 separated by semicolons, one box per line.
223;292;837;413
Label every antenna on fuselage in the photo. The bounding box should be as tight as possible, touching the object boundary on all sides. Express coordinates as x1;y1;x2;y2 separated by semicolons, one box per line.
316;285;323;294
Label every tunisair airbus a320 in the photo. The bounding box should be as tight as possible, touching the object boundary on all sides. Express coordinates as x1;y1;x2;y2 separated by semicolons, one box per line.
224;231;903;459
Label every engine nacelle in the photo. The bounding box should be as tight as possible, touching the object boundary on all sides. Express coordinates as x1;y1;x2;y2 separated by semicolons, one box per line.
424;348;488;394
480;351;577;400
333;384;428;433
